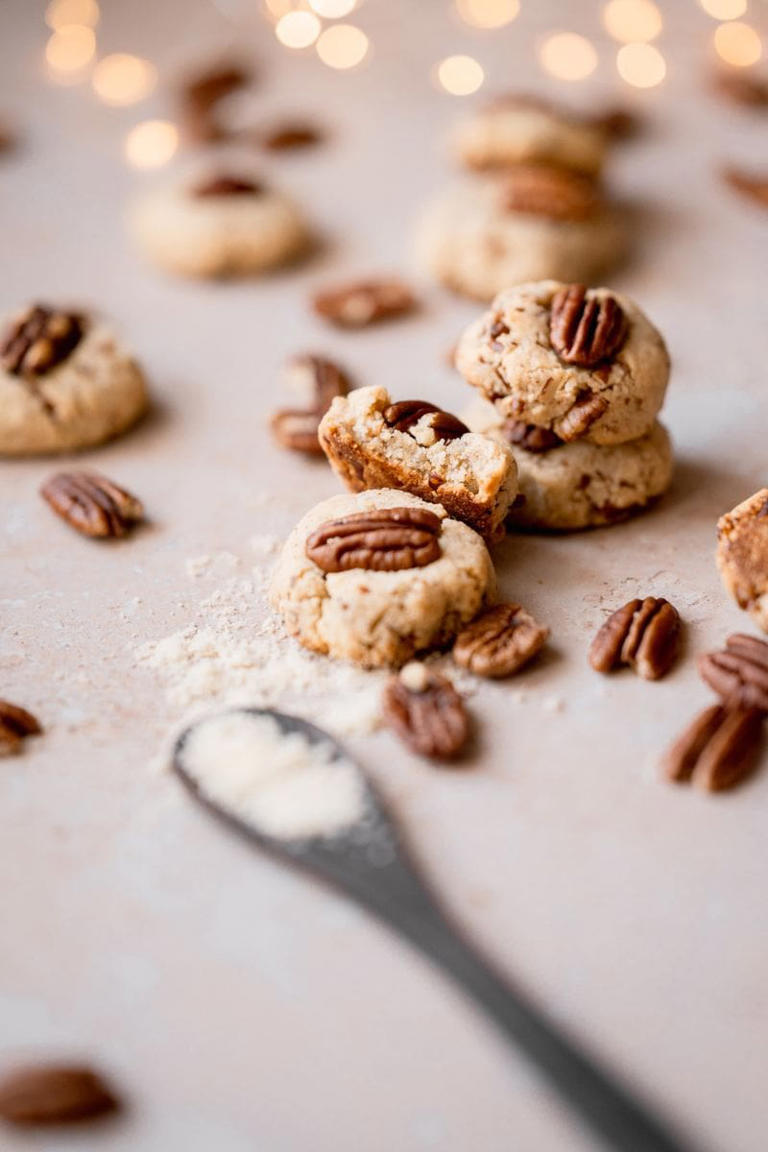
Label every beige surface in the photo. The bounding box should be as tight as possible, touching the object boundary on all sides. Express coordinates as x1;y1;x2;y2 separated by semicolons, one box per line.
2;2;768;1151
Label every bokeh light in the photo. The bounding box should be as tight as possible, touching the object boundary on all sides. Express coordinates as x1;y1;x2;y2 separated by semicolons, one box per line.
455;0;520;29
699;0;747;18
616;42;666;86
316;24;369;68
436;54;484;95
275;10;321;48
539;33;598;81
603;0;662;43
45;25;96;77
124;120;178;168
45;0;100;29
309;0;357;16
92;54;157;106
714;22;762;66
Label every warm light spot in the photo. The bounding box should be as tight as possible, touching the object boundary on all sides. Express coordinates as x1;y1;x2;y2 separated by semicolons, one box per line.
616;42;666;86
539;33;597;81
124;120;178;169
275;10;321;48
45;0;99;29
316;24;369;69
699;0;747;19
455;0;520;29
45;25;96;77
264;0;298;18
714;21;762;66
436;54;485;95
309;0;357;16
603;0;662;43
92;54;157;106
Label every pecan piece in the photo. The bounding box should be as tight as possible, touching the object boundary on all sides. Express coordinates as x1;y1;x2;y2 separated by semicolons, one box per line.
40;472;144;539
0;700;41;756
660;704;764;792
589;597;680;680
699;633;768;712
556;390;608;440
0;1063;120;1126
179;61;251;143
453;604;549;679
262;122;323;150
550;285;628;368
382;664;469;761
1;305;84;377
271;354;351;454
501;165;599;221
383;400;469;444
504;420;563;453
713;70;768;108
192;174;263;198
590;106;640;141
306;507;441;573
312;277;417;329
721;166;768;210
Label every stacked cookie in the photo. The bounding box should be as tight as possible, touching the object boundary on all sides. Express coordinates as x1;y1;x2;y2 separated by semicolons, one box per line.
416;95;626;301
457;280;673;531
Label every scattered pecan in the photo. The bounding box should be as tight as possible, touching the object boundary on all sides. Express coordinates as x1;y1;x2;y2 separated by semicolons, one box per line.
262;122;323;150
271;354;351;454
699;633;768;712
383;400;469;443
721;166;768;210
589;597;681;681
504;420;563;453
382;664;469;761
192;174;263;198
312;278;417;329
1;305;84;377
0;700;41;756
306;507;442;573
40;472;144;539
590;106;640;140
500;165;599;222
0;1063;120;1126
660;704;764;792
0;123;16;153
713;70;768;109
453;604;549;679
550;285;628;368
179;61;251;143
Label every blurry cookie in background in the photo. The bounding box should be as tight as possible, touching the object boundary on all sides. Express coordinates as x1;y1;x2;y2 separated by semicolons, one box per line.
717;490;768;633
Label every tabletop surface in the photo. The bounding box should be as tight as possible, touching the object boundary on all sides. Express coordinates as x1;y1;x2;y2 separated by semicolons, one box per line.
1;1;767;1149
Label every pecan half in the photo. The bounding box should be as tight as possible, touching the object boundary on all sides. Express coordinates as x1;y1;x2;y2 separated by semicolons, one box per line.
271;354;351;454
500;165;599;222
0;1063;120;1126
589;597;681;680
713;70;768;108
179;61;251;143
590;106;640;140
453;604;549;679
504;420;564;453
383;400;469;443
41;472;144;539
382;664;469;761
699;633;768;712
192;174;263;198
557;390;608;440
549;285;628;368
306;507;441;573
262;122;323;150
1;305;84;377
312;278;417;329
721;167;768;210
0;700;41;756
660;704;764;792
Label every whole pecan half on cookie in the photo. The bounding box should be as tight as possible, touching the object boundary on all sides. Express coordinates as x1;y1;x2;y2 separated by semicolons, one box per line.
306;507;442;573
500;165;598;222
271;354;351;454
549;285;628;368
660;703;764;792
382;663;469;761
41;472;144;539
0;1063;120;1126
0;700;41;756
699;633;768;712
589;596;680;680
1;305;84;377
453;604;549;678
312;277;417;329
383;400;469;444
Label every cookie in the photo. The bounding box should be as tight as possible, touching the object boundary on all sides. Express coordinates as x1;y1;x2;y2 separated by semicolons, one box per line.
456;280;669;445
318;385;517;540
269;489;496;668
129;172;309;278
415;171;624;303
717;490;768;633
463;397;672;531
0;304;148;456
453;94;606;176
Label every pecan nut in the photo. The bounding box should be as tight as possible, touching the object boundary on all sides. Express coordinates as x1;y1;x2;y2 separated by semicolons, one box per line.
714;71;768;108
556;390;608;440
262;122;322;150
0;1063;120;1126
192;174;263;198
179;61;250;143
589;597;681;680
699;633;768;712
660;704;764;792
271;355;351;454
452;603;549;678
382;664;469;761
0;700;41;756
41;472;144;539
501;165;599;222
549;285;628;368
721;167;768;210
312;277;417;329
306;507;442;573
504;420;563;453
1;305;84;377
383;400;469;443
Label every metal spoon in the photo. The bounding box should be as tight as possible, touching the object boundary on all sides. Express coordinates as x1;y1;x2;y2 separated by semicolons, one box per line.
173;707;696;1152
